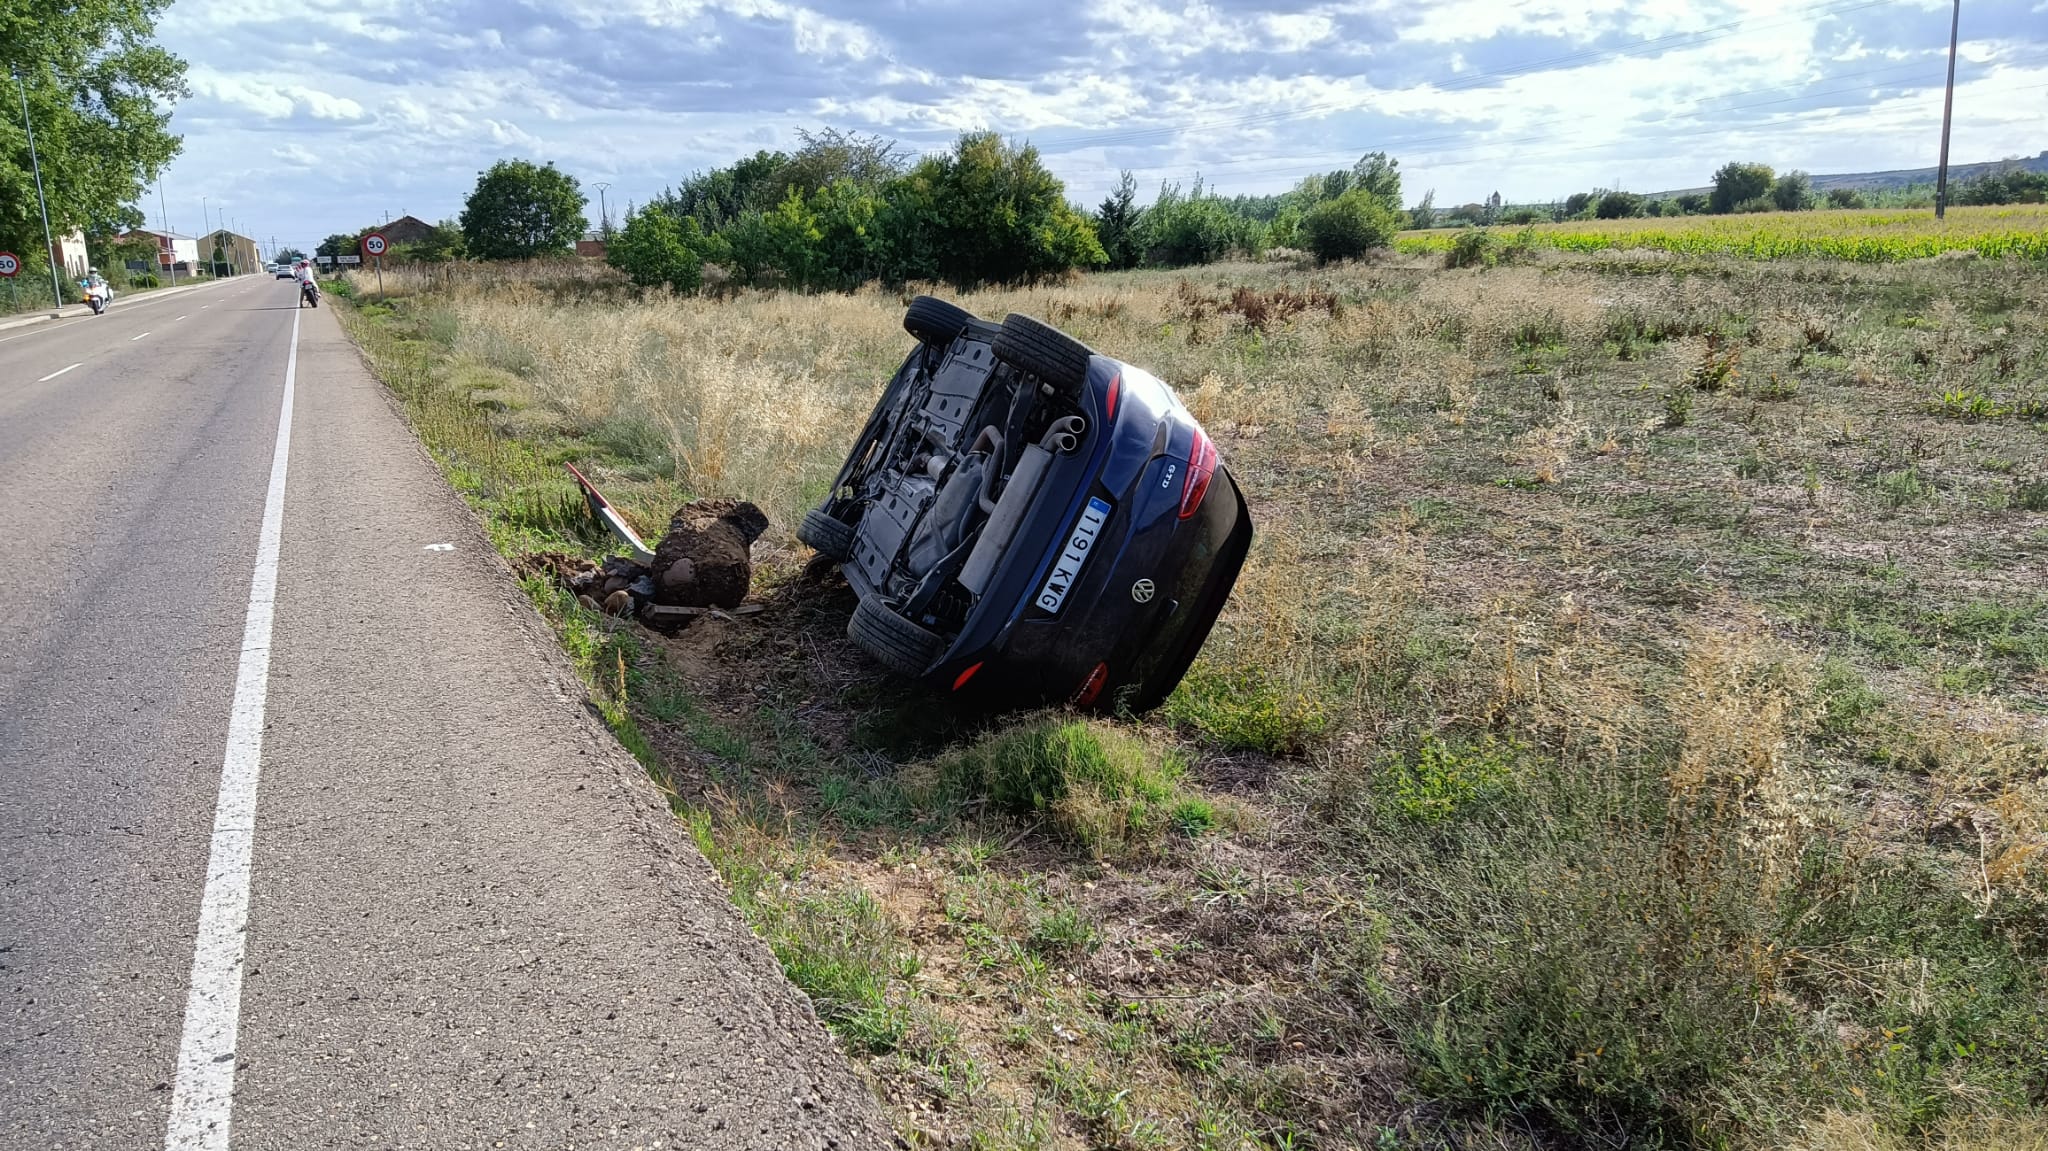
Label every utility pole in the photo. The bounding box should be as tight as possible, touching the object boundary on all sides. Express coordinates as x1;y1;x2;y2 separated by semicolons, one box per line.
12;67;66;311
593;182;612;235
1935;0;1961;220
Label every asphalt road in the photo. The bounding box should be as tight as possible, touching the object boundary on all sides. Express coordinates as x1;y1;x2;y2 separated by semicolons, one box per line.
0;281;889;1150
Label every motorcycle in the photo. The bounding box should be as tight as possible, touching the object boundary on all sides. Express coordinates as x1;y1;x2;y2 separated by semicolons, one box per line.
298;277;320;308
83;279;113;316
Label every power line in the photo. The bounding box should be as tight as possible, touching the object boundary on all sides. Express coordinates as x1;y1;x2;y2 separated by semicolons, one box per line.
1083;52;1993;191
1062;56;2048;200
1037;0;1902;153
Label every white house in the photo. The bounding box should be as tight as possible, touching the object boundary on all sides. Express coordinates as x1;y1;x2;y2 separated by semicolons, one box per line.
119;228;202;272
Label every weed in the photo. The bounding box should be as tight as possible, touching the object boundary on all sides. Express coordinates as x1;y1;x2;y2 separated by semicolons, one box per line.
1377;735;1518;822
913;718;1199;859
1928;388;2006;421
1663;387;1694;428
1164;663;1331;755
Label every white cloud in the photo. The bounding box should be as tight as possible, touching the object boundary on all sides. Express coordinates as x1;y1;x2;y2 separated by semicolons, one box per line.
152;0;2048;253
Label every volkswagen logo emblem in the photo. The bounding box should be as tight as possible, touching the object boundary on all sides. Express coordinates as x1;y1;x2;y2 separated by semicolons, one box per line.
1131;579;1156;604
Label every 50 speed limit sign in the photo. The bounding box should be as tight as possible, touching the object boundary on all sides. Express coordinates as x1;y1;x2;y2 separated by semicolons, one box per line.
0;251;20;278
361;232;388;258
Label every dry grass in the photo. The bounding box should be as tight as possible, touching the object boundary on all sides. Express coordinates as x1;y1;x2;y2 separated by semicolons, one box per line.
341;249;2048;1150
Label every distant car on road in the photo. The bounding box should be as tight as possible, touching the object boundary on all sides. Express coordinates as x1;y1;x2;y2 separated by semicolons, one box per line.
800;297;1252;712
273;264;293;279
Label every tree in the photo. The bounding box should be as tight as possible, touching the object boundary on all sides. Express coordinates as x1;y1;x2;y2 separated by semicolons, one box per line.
1;0;189;264
1299;189;1399;264
274;247;306;263
607;207;704;292
1563;191;1597;219
1595;190;1645;219
1826;188;1867;209
1674;193;1709;215
1141;178;1241;267
1770;170;1812;211
408;219;466;263
316;233;357;259
1094;171;1144;270
1351;151;1401;208
880;131;1103;286
1410;189;1437;230
459;159;588;260
1710;162;1774;214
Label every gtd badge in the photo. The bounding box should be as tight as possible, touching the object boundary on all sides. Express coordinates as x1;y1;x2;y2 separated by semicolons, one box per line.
1131;579;1156;604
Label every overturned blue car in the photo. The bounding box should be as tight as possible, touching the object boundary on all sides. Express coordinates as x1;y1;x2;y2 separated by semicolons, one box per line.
799;297;1252;712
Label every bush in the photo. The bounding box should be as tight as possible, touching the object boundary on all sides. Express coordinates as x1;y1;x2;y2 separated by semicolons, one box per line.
1596;190;1645;219
1772;170;1814;211
1298;189;1399;264
1444;228;1498;269
881;131;1104;286
1142;178;1247;267
1711;161;1775;213
129;272;160;289
1827;187;1868;209
606;207;705;292
918;718;1198;858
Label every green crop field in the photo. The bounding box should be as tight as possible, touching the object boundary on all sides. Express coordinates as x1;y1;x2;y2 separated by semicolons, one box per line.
1399;204;2048;262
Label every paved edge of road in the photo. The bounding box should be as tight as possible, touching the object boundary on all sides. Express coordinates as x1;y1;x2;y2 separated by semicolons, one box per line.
323;312;898;1147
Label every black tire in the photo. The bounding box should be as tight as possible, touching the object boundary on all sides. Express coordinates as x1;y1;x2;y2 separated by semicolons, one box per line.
904;295;973;347
798;507;856;561
847;596;943;678
994;313;1090;400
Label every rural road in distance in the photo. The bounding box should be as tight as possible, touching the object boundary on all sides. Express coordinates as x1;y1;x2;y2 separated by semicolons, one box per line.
0;281;889;1150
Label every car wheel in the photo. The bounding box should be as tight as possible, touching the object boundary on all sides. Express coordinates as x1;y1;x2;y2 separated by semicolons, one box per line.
847;597;943;678
798;508;856;561
994;313;1090;401
904;295;973;347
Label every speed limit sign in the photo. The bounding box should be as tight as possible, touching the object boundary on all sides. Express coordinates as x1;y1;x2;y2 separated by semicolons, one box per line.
361;233;388;258
0;251;19;278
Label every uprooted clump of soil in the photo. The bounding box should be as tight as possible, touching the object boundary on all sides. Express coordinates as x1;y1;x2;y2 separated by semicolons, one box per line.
517;498;770;625
650;498;769;610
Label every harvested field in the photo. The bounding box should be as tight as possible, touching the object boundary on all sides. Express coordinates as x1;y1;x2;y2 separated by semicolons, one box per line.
339;248;2048;1150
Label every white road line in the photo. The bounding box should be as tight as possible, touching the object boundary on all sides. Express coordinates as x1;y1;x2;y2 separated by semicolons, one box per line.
131;331;152;341
36;362;82;383
177;315;188;322
0;280;236;345
164;309;299;1151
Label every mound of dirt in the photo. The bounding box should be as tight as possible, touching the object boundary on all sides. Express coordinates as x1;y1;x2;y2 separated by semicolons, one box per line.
650;498;769;610
515;499;771;625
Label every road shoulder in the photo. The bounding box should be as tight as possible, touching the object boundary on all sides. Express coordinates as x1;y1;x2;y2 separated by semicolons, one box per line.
230;304;890;1149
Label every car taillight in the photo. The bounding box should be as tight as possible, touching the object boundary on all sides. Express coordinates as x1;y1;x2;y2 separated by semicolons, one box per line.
1179;428;1217;519
1072;662;1110;708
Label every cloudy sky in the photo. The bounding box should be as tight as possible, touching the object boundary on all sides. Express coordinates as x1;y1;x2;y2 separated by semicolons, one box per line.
148;0;2048;255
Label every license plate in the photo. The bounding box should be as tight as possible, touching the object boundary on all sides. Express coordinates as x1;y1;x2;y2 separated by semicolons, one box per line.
1036;497;1112;615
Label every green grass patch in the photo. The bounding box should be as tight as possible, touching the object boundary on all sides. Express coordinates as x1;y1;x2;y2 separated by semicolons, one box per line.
1164;663;1331;755
914;718;1206;859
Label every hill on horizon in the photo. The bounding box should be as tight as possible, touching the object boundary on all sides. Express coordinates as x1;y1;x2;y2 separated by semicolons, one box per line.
1647;150;2048;199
